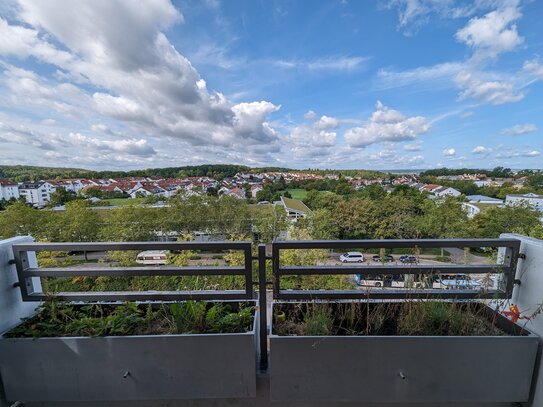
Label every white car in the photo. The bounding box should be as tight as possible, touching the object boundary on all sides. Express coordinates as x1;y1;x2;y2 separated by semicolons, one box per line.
339;252;365;263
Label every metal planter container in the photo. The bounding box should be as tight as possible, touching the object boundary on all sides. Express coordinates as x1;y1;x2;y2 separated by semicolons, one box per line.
270;301;539;403
0;302;258;402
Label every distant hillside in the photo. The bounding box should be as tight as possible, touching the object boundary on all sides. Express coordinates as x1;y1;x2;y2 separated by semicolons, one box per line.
0;164;389;182
0;165;91;182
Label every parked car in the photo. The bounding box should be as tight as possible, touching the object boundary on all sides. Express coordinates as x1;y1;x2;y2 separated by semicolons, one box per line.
372;254;394;262
339;252;365;263
399;255;417;264
136;250;168;265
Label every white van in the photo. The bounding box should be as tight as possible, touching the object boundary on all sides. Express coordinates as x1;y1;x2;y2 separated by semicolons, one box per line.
339;252;365;263
136;250;168;265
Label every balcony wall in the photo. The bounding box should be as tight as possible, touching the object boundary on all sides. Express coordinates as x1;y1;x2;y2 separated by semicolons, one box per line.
1;235;542;407
501;233;543;407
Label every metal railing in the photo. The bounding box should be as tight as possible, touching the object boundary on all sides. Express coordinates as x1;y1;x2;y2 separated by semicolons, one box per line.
10;237;523;371
270;238;521;300
12;241;254;302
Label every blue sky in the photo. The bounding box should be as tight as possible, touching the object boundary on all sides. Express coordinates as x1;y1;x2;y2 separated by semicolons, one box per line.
0;0;542;170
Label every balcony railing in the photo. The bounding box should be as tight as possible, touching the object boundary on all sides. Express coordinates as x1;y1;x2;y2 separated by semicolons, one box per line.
2;236;540;406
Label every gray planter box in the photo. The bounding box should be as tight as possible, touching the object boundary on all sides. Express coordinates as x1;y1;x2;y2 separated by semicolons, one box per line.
270;302;539;403
0;303;258;402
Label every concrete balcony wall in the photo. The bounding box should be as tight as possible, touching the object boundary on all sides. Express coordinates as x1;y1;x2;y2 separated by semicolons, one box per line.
501;233;543;407
0;236;40;407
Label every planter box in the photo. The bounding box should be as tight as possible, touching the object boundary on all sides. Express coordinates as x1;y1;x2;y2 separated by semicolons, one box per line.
0;302;258;402
270;301;539;403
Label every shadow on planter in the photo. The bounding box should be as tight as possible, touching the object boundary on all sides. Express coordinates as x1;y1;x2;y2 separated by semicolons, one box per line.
269;301;539;403
0;301;258;402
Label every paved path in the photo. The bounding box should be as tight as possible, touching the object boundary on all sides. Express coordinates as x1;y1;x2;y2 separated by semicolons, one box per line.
445;247;492;264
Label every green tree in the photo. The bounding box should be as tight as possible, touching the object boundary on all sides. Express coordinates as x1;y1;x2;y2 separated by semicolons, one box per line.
57;200;100;242
48;187;75;207
471;203;541;238
416;198;469;239
0;202;47;239
308;209;339;239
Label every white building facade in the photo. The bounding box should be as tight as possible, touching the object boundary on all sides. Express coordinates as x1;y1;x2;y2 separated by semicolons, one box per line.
0;179;20;201
18;182;56;207
506;193;543;212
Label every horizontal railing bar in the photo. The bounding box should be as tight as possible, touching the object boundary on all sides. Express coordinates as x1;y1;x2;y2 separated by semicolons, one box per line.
276;289;504;300
24;290;251;302
12;241;251;252
273;238;520;250
278;264;506;276
24;266;246;277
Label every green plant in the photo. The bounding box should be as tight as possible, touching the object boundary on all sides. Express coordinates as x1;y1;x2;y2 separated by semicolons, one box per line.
302;306;333;336
6;300;254;338
169;301;207;333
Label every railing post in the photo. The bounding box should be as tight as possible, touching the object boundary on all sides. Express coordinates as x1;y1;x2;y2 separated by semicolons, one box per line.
258;244;268;371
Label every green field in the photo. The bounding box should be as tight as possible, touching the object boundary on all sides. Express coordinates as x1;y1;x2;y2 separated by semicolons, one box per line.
102;198;147;207
279;189;330;200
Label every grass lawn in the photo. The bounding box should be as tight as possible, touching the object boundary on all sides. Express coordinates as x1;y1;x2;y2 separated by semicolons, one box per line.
279;189;330;200
102;198;147;207
473;203;498;213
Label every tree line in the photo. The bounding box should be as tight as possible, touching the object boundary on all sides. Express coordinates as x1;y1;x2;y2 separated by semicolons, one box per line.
1;189;541;244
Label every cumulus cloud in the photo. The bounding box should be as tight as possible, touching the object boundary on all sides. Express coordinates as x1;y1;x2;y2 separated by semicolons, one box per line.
501;124;538;135
68;132;157;156
0;0;281;163
344;101;430;148
314;115;339;130
455;70;523;105
455;1;523;60
496;149;541;159
443;148;456;157
472;145;491;154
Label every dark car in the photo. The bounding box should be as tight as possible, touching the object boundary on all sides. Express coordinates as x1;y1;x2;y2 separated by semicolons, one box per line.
372;254;394;262
399;255;418;264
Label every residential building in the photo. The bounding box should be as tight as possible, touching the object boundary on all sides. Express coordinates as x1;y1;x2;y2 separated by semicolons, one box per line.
18;181;56;207
250;184;263;198
506;193;543;212
466;195;504;205
0;178;19;201
433;186;461;197
280;196;311;221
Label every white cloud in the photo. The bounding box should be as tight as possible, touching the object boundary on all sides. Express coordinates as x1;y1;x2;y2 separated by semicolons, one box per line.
523;59;543;79
443;148;456;157
495;149;541;159
383;0;500;33
0;0;281;158
472;145;491;154
524;150;540;157
275;56;367;72
303;110;317;120
403;141;423;151
455;2;523;59
501;123;538;135
455;70;523;105
314;115;339;130
344;101;430;148
375;62;464;89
